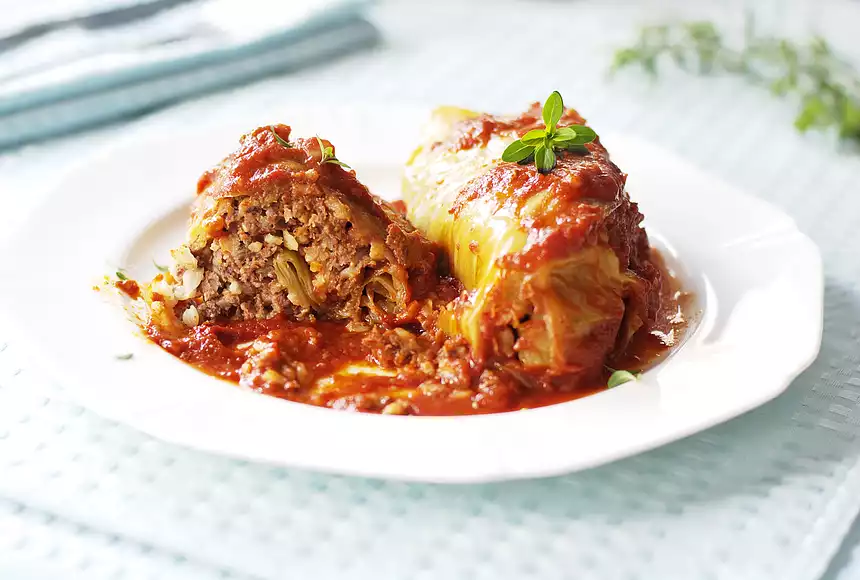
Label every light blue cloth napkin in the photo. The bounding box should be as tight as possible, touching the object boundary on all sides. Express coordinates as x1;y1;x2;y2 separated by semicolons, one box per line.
0;0;377;149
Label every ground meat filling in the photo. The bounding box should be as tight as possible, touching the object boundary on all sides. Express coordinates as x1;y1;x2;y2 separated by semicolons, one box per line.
188;124;439;326
230;323;508;415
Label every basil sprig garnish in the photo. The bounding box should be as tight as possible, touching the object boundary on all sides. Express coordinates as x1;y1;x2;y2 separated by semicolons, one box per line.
501;91;597;173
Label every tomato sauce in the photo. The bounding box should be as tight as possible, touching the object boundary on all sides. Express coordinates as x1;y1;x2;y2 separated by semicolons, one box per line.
145;256;691;416
115;279;141;300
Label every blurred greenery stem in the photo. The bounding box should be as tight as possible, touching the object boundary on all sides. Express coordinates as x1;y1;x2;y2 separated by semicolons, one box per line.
611;16;860;145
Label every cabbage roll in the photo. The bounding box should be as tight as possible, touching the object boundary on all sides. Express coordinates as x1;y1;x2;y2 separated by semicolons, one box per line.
403;104;661;381
147;124;438;331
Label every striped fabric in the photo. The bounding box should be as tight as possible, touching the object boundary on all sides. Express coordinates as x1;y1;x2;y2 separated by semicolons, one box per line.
0;0;377;149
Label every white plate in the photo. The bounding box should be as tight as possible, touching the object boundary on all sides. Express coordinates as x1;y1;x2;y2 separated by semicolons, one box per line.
0;106;822;483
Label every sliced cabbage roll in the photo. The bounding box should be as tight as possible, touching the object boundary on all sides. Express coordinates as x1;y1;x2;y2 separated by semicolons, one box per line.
403;104;661;382
147;124;439;330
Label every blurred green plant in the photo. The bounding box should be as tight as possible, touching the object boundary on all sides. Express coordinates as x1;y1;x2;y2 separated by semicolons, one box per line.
612;17;860;144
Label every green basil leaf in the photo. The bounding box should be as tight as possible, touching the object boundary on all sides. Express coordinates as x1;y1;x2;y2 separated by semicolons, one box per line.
607;370;638;389
325;159;352;169
552;127;578;142
517;152;535;166
534;145;556;173
116;271;128;280
315;136;327;159
563;143;590;154
565;125;597;144
521;129;547;145
152;260;169;273
542;91;564;131
270;126;291;148
502;140;536;163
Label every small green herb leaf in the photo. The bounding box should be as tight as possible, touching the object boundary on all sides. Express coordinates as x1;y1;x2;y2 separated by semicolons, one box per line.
115;353;133;360
534;145;556;173
568;125;597;144
315;136;352;169
608;369;639;389
551;127;578;142
502;140;536;163
116;271;128;280
542;90;564;132
152;260;169;273
520;129;547;145
553;125;597;146
270;126;291;148
562;143;590;154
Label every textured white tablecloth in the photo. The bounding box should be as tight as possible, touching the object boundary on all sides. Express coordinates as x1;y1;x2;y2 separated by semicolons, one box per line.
3;1;860;579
